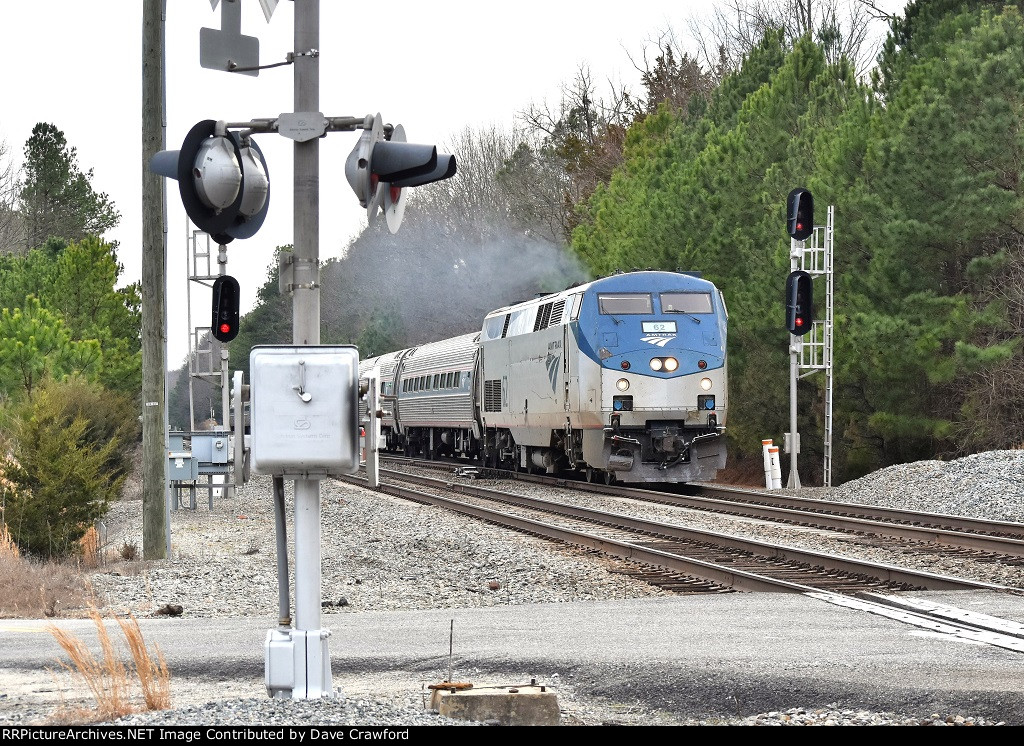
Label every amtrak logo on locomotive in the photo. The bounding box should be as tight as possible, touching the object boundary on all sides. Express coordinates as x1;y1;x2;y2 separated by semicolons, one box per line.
640;335;676;347
546;340;562;391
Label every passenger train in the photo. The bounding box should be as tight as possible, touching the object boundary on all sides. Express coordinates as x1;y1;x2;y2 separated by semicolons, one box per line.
359;270;728;484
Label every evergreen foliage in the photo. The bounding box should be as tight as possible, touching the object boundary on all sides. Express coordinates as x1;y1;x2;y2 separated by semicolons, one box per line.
197;1;1024;486
0;297;102;400
0;124;140;555
18;123;120;250
1;378;134;558
0;238;141;395
570;1;1024;482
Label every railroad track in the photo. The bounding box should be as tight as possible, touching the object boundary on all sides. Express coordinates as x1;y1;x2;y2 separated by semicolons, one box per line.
339;464;1017;598
377;456;1024;561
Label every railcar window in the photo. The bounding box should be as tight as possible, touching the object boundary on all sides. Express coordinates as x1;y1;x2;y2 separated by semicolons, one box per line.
598;293;653;314
660;292;713;314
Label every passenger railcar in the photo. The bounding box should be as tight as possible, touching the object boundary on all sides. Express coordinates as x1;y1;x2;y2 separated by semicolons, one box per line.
358;270;728;483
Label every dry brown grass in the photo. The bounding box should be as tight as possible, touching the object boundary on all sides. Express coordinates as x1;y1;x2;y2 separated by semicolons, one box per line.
114;613;171;710
47;607;170;722
0;550;94;618
1;521;19;559
79;526;100;569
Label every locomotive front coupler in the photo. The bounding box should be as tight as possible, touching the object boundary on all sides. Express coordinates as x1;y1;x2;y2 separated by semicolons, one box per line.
658;452;687;470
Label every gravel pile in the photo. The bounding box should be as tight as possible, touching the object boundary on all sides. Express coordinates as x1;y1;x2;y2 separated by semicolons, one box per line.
15;450;1024;726
823;450;1024;523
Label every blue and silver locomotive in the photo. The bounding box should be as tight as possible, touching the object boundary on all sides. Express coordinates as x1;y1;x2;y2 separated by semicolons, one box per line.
360;270;728;484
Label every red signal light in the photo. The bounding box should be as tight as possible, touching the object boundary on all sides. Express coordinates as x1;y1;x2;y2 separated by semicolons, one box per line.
212;275;240;343
787;188;814;241
785;270;813;335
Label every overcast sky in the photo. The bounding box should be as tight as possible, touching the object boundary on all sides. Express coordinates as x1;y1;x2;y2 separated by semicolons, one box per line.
0;1;901;367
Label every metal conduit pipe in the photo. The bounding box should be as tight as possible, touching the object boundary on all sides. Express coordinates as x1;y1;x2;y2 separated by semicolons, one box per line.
273;476;291;628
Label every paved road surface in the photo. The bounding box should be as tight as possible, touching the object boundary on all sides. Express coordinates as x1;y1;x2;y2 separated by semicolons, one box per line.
3;590;1023;723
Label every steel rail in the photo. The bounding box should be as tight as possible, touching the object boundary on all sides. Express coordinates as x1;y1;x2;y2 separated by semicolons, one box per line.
382;457;1024;557
339;471;1011;595
381;469;1013;593
337;474;795;592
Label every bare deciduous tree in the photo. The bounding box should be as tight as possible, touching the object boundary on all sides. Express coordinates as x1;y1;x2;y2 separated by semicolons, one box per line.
517;66;636;241
625;27;722;119
687;0;889;80
0;139;25;254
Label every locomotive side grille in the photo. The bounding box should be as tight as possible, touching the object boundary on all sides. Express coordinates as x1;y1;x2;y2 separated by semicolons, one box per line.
548;299;565;327
533;302;553;332
484;379;503;412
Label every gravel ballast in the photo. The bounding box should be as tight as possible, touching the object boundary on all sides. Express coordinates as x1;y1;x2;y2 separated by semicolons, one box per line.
8;450;1024;726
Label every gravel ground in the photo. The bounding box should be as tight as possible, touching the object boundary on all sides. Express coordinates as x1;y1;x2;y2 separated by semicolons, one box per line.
10;450;1024;726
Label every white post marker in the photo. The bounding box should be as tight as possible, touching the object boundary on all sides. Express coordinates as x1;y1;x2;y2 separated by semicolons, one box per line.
769;446;782;489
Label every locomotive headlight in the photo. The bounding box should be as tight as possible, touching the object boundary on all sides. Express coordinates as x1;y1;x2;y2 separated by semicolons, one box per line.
616;378;630;392
700;377;713;391
663;357;679;372
649;358;663;372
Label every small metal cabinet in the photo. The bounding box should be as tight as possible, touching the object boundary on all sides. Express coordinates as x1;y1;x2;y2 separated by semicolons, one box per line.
192;432;229;465
249;345;359;477
167;451;199;481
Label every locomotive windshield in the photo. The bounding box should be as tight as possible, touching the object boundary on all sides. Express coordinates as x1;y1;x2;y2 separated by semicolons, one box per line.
598;293;653;314
660;292;713;314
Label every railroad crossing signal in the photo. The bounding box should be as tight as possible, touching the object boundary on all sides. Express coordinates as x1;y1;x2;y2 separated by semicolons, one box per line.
150;120;270;244
345;113;456;233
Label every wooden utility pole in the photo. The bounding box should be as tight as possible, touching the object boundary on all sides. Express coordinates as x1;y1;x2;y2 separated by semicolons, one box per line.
141;0;168;559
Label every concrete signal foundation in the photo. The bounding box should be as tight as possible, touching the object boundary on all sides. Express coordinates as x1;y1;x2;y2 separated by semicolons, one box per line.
428;683;560;726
